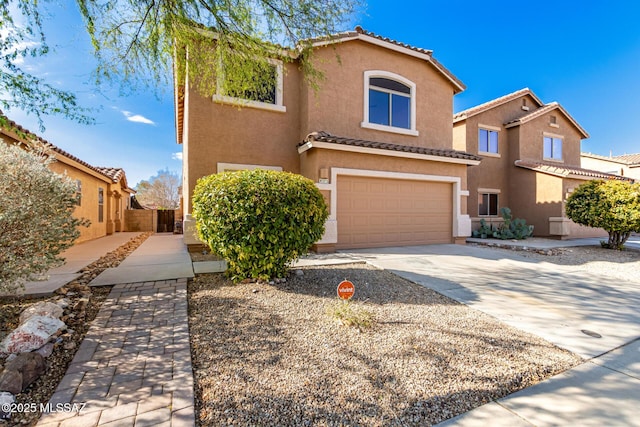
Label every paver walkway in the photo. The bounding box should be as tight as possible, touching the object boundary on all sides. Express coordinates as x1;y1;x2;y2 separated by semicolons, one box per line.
36;234;196;426
38;279;194;426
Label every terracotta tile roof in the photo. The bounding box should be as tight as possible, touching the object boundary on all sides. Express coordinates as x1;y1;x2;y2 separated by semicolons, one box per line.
305;26;433;55
0;112;132;188
95;166;129;185
302;131;482;162
581;152;640;166
515;160;630;181
505;102;589;139
614;153;640;165
453;88;544;122
306;26;465;93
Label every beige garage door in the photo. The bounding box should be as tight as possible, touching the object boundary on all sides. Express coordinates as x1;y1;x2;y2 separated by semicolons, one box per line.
337;176;453;249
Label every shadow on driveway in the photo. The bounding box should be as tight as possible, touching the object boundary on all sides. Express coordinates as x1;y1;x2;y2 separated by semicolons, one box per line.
347;244;640;360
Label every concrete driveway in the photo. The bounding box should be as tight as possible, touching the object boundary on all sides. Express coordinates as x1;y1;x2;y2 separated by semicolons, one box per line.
346;244;640;425
348;244;640;359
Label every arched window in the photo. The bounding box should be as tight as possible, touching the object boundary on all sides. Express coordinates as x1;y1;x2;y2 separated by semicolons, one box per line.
362;71;418;136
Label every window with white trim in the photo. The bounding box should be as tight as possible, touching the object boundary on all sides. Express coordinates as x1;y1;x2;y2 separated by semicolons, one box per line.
362;71;418;136
543;136;563;161
213;59;285;113
479;193;498;216
478;128;499;154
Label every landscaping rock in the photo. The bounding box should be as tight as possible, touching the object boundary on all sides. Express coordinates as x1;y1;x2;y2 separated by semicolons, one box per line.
35;343;54;358
0;368;22;394
0;391;15;419
0;352;46;394
19;302;64;324
0;315;65;354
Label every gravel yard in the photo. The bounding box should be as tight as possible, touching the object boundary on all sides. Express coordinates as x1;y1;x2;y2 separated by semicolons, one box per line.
486;243;640;283
188;262;582;426
0;232;151;426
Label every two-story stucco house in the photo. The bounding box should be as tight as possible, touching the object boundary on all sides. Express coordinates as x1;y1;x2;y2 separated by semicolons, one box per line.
453;88;627;239
1;114;135;243
175;27;481;251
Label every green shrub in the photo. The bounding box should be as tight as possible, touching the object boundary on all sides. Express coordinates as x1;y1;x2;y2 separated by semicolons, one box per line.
192;169;329;282
472;219;493;238
492;207;534;240
472;207;533;240
566;179;640;249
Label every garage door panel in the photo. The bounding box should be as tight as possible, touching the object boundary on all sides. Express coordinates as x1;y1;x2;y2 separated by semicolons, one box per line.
337;176;453;249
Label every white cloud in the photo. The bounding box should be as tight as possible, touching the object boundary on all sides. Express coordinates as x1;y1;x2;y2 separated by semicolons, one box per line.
172;152;183;161
121;110;155;125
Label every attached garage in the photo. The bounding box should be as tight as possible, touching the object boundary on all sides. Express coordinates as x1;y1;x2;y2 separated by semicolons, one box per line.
336;175;453;249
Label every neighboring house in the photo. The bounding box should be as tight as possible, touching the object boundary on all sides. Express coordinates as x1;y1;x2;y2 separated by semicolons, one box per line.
581;152;640;182
175;26;481;251
0;114;135;243
453;88;628;239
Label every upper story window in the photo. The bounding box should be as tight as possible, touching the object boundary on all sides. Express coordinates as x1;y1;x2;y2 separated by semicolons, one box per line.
362;70;418;136
543;135;563;161
213;58;285;113
478;128;499;154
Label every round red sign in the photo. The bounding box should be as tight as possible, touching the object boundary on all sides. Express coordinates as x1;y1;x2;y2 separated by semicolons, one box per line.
337;280;355;300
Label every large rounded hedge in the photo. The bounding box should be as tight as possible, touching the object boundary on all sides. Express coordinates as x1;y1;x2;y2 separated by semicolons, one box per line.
192;169;329;282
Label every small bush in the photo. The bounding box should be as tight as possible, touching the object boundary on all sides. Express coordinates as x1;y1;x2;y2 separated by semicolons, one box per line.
472;219;493;238
326;300;375;331
192;169;329;282
566;179;640;249
472;207;533;240
492;207;533;240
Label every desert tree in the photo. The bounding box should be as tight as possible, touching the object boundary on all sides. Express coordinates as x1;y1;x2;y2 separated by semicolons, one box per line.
135;168;181;209
1;0;362;128
0;141;88;293
0;2;94;129
565;179;640;249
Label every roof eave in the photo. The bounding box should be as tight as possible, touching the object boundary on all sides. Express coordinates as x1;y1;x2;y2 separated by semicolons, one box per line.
299;140;481;166
309;31;465;93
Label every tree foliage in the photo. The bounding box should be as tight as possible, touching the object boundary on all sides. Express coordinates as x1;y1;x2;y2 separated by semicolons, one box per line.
135;168;181;209
76;0;362;99
565;179;640;249
192;169;329;282
0;1;93;128
0;141;88;293
2;0;360;126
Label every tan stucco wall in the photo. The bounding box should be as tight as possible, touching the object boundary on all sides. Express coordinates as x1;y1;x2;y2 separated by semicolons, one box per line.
125;209;157;232
181;61;302;213
48;161;109;242
460;98;530;218
452;122;466;151
508;169;563;236
302;41;457;150
514;113;583;165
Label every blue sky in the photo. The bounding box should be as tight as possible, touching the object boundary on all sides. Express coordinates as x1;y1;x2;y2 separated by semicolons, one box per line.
5;0;640;186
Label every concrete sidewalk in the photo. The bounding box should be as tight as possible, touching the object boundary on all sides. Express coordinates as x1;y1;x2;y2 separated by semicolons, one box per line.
89;233;194;286
13;232;142;297
346;242;640;426
37;234;196;426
